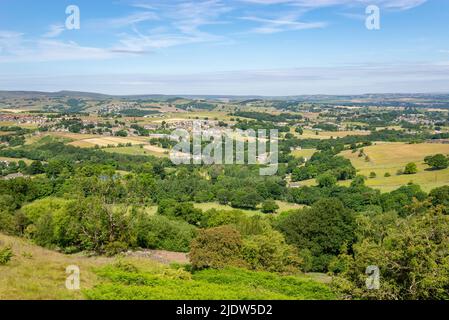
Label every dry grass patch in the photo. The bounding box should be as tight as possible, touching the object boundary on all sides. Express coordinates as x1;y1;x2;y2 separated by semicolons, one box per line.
0;233;111;300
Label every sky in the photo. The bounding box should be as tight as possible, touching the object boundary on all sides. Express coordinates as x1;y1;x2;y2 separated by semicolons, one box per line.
0;0;448;95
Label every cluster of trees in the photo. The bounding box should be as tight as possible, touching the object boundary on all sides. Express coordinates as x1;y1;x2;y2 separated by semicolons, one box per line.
233;111;302;123
291;150;356;182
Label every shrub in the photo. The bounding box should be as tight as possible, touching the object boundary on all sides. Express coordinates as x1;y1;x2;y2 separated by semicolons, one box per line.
369;172;377;179
261;199;279;214
0;246;13;265
189;226;246;270
242;230;301;272
404;162;418;175
204;209;246;228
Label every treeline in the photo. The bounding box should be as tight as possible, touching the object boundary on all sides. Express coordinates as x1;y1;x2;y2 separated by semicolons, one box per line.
233;111;302;123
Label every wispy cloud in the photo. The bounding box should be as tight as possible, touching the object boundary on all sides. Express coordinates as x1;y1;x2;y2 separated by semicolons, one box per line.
88;11;159;29
42;24;65;38
241;0;427;10
111;0;232;52
242;15;327;33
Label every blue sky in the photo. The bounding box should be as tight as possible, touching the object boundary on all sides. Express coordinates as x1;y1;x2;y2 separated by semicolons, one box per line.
0;0;448;95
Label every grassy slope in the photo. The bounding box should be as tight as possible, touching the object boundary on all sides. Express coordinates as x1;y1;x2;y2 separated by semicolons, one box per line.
0;233;111;300
1;233;334;300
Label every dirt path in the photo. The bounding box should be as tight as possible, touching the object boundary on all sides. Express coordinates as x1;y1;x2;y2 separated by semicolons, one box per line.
124;250;189;265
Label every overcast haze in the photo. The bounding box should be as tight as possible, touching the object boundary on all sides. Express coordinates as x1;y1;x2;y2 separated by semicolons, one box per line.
0;0;448;95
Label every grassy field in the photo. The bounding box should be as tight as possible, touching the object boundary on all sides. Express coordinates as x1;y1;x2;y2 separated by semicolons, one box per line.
0;233;111;300
291;148;316;159
68;136;146;148
103;145;168;158
193;201;304;215
298;129;371;140
0;156;33;165
340;142;449;192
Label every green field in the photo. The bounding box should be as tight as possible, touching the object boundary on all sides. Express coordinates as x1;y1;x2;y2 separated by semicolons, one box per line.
291;148;316;159
193;201;304;215
340;142;449;192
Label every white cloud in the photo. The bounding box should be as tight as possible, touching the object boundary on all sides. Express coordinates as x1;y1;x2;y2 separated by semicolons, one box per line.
43;24;65;38
242;15;327;33
241;0;427;10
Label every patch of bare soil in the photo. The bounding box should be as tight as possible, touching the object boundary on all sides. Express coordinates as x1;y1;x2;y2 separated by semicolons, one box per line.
124;250;189;265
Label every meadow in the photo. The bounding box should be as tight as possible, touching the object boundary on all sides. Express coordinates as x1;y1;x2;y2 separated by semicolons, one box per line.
340;142;449;192
193;201;304;215
0;233;111;300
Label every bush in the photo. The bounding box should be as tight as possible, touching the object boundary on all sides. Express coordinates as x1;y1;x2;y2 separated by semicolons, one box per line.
158;200;204;226
189;226;246;270
242;230;301;272
204;209;246;228
0;246;13;265
261;199;279;214
404;162;418;175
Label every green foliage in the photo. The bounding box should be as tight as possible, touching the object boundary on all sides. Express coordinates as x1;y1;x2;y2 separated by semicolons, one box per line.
261;199;279;213
0;246;13;265
276;199;357;272
381;184;427;217
292;151;356;182
332;207;449;300
316;173;337;188
189;226;246;270
424;154;449;170
131;212;197;252
157;200;204;226
230;189;262;210
429;186;449;214
84;265;335;300
242;230;301;272
404;162;418;175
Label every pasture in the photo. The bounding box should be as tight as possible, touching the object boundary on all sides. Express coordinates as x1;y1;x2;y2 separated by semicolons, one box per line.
340;142;449;192
193;201;304;215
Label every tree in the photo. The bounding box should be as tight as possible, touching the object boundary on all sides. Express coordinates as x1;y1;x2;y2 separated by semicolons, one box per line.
242;230;301;272
231;189;262;210
27;160;45;175
261;199;279;214
425;154;449;170
295;127;304;135
429;186;449;213
189;226;246;270
332;207;449;300
316;173;337;188
404;162;418;175
276;199;357;272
